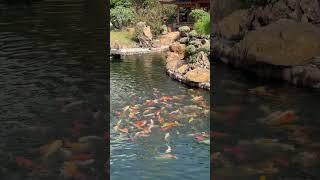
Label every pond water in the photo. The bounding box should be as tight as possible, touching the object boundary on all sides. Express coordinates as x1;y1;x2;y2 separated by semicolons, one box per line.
0;1;106;179
110;54;210;180
213;61;320;179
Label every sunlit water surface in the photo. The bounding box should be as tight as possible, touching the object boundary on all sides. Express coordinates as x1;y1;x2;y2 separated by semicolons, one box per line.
110;54;210;180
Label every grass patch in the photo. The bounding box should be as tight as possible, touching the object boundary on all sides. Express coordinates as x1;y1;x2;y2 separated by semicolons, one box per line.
110;31;136;48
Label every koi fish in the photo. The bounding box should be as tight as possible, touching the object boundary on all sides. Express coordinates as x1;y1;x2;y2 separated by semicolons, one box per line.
64;142;92;153
61;161;84;178
78;136;103;143
161;122;178;131
42;140;63;158
132;120;147;128
169;109;180;114
71;154;93;161
143;113;155;117
192;96;204;101
16;156;35;169
155;153;177;160
118;127;129;133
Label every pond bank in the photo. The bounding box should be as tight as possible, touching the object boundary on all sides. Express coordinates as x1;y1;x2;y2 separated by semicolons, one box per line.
110;46;169;57
212;0;320;88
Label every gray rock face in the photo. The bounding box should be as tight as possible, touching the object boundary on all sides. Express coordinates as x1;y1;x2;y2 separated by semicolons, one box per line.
213;0;320;88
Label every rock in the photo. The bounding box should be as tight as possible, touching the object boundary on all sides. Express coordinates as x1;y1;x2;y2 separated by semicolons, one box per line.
166;52;181;62
194;51;210;69
218;9;248;40
300;0;320;23
212;0;246;23
169;42;186;59
176;64;189;74
235;19;320;66
179;37;189;44
189;39;203;48
269;0;292;20
126;27;135;35
178;26;191;37
166;60;180;71
159;32;180;46
151;39;162;48
143;26;153;40
185;68;210;83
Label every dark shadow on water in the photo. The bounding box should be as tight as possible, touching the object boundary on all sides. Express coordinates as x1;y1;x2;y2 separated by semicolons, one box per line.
213;60;320;179
0;0;107;179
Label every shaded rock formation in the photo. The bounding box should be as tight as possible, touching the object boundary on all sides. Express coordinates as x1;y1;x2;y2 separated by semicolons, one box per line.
212;0;320;88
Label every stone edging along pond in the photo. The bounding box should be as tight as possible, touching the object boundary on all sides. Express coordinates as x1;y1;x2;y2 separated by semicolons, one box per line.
110;46;169;56
166;69;210;90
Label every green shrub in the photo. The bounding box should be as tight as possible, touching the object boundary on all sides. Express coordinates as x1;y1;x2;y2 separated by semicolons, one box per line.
194;14;210;35
178;26;191;33
186;45;196;55
187;54;198;63
160;25;168;35
134;4;177;37
111;0;132;8
189;9;208;21
133;22;146;41
189;30;198;37
110;6;135;29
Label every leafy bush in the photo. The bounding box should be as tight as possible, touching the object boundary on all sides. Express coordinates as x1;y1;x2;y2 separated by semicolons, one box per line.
194;14;210;35
111;0;132;8
189;30;198;37
178;26;191;33
189;9;208;21
110;6;135;29
133;21;146;41
186;45;196;55
134;4;177;37
160;25;168;35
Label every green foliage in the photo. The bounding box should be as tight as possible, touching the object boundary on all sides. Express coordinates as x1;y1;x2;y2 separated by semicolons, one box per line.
134;4;177;36
160;25;168;35
130;0;158;9
110;6;135;29
194;14;210;35
186;45;196;55
189;30;198;38
111;0;177;36
178;26;191;33
110;0;131;8
133;22;146;41
189;9;208;21
187;54;197;63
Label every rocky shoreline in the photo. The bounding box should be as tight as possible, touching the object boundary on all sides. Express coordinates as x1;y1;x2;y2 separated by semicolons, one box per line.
110;46;169;57
164;27;210;90
212;0;320;88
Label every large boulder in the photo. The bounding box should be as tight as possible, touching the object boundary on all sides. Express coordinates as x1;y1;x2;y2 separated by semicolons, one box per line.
169;42;186;60
235;19;320;66
166;60;181;71
185;68;210;83
212;0;247;23
159;32;180;46
300;0;320;23
194;51;210;69
218;9;248;39
166;52;181;62
143;26;153;40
